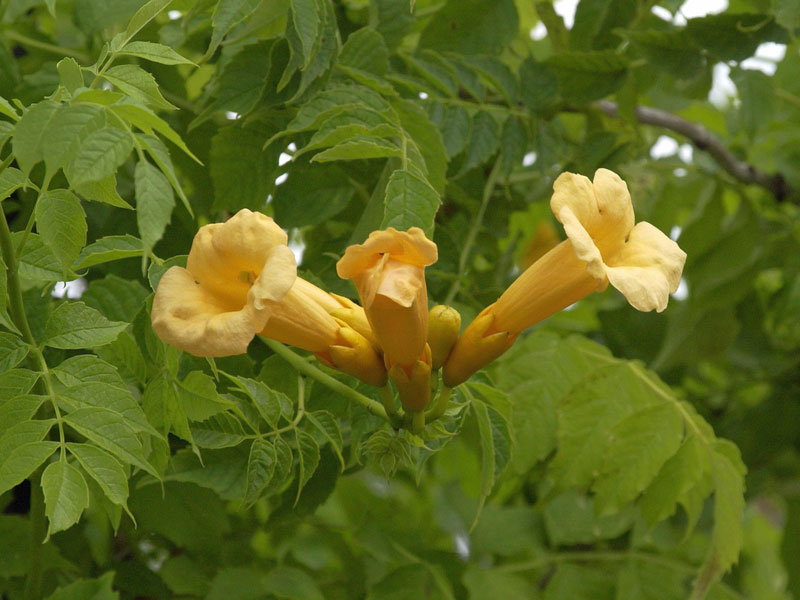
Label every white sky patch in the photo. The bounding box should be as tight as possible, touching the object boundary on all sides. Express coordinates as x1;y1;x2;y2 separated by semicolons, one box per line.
454;533;470;560
650;135;679;159
225;111;240;120
674;167;688;177
678;143;693;163
650;5;673;21
553;0;579;29
167;10;182;20
530;22;548;40
670;225;682;241
672;277;689;300
418;91;428;99
278;152;292;166
52;279;88;299
741;42;787;76
709;62;736;108
675;0;727;25
522;151;537;167
287;142;297;152
288;239;306;266
101;81;113;91
274;172;288;186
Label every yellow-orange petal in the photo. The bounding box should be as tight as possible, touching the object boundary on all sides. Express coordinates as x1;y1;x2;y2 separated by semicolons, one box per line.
249;245;297;311
367;288;429;366
151;267;267;357
551;169;634;253
259;283;339;354
442;307;516;388
336;227;437;278
186;209;288;306
294;278;341;312
490;240;606;334
604;221;687;312
556;204;608;282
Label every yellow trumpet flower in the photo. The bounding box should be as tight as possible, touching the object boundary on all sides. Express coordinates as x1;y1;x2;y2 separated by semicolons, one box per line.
151;209;385;386
336;227;437;367
337;227;437;410
151;209;296;357
443;169;687;387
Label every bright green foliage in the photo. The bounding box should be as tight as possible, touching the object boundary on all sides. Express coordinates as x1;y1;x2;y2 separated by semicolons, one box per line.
0;0;798;599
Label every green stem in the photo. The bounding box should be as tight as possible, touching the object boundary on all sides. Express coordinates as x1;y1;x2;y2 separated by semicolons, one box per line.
444;157;502;305
427;385;451;420
14;175;48;261
410;410;425;434
379;385;397;418
261;338;392;425
2;29;91;62
0;193;36;345
1;167;66;460
23;468;46;600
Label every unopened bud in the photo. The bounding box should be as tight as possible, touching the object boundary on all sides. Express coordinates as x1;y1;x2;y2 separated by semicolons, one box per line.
441;305;517;387
387;345;432;412
329;293;379;349
327;323;387;387
428;305;461;369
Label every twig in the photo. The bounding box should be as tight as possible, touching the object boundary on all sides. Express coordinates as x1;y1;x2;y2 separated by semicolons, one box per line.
260;337;393;425
596;100;792;201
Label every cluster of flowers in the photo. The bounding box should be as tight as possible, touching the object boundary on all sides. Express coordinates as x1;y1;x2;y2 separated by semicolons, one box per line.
151;169;686;422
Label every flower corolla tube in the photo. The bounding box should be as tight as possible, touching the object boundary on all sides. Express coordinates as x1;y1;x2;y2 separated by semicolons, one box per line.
443;169;687;387
337;227;438;411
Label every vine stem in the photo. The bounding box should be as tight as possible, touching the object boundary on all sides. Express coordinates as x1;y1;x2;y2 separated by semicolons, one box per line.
260;337;392;425
1;161;65;600
2;29;91;62
22;468;46;600
444;157;502;305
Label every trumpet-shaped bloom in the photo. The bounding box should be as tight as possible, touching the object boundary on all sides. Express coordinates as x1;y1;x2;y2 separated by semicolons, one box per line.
151;209;386;386
151;209;296;357
336;227;437;368
443;169;686;387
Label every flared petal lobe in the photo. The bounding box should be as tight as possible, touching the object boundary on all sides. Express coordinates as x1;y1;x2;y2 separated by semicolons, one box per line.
151;267;266;357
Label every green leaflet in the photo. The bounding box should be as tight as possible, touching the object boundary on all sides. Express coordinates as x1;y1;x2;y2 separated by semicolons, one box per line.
42;461;90;537
206;0;267;59
118;41;195;65
0;332;28;373
12;100;61;177
67;443;129;509
44;301;128;349
74;235;144;269
63;406;159;478
64;127;134;186
135;159;174;253
35;189;87;276
100;64;175;111
0;438;57;497
293;429;319;506
244;438;276;505
381;169;440;237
